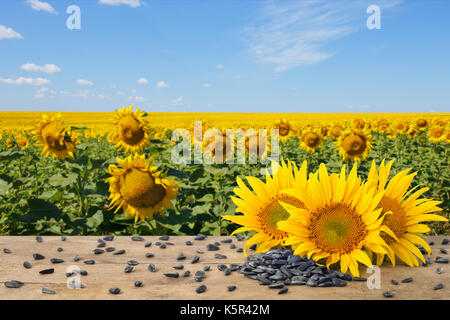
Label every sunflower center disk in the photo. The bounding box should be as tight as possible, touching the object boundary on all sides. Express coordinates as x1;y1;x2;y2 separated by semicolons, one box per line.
278;124;290;136
118;115;145;145
42;123;67;151
310;203;367;254
305;133;319;147
342;134;366;156
119;169;166;208
378;196;407;244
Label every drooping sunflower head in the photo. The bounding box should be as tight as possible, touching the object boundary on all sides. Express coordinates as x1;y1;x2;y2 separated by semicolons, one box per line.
278;163;392;277
428;125;446;143
223;159;308;255
106;154;179;222
110;105;150;153
353;118;366;130
366;159;447;267
329;123;345;139
300;129;323;152
376;118;391;133
33;114;77;159
336;129;372;162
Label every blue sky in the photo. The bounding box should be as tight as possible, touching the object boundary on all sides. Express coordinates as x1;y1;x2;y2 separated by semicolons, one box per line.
0;0;449;113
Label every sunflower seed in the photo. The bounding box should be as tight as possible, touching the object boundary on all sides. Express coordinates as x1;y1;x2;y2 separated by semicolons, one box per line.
196;248;204;254
155;241;161;246
159;235;170;240
131;236;144;241
103;235;114;241
66;272;76;278
164;272;179;278
42;288;56;294
436;267;443;274
182;270;191;277
165;242;175;246
391;280;399;285
113;249;126;255
401;277;413;283
5;280;24;288
36;236;43;243
134;280;143;287
145;253;154;258
127;260;139;266
68;280;84;289
440;248;448;254
206;244;220;251
145;241;152;248
177;253;186;261
84;260;95;265
214;253;227;259
57;247;63;252
50;258;64;264
148;263;157;272
306;278;318;287
191;256;200;264
442;238;449;245
221;238;232;243
109;287;120;294
436;257;449;264
80;270;88;276
194;270;206;282
185;241;193;246
194;234;206;240
93;249;104;255
236;248;243;253
23;261;32;269
173;264;184;270
229;244;236;249
3;248;11;254
159;243;167;249
332;278;347;287
249;244;257;251
106;247;116;252
383;291;394;298
97;242;106;248
39;268;54;275
33;253;45;260
268;282;284;289
124;265;134;273
196;284;207;294
74;254;81;262
217;264;228;271
353;277;367;282
227;285;236;292
433;283;444;290
429;241;434;245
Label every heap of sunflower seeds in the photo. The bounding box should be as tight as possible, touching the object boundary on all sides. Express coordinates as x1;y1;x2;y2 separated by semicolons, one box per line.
239;249;356;293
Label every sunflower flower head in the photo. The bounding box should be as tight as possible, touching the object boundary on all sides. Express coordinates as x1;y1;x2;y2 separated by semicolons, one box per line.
336;129;372;162
299;129;323;152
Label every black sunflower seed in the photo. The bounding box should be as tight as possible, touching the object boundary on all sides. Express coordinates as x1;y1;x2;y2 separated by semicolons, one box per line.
442;238;449;245
229;244;236;249
173;264;184;270
74;254;81;262
135;280;143;287
177;253;186;261
155;242;161;246
436;267;443;274
435;257;449;264
182;270;191;277
165;242;175;246
3;248;11;254
429;241;434;246
196;248;204;254
236;248;243;253
36;236;43;243
103;235;114;241
97;242;106;248
39;268;54;275
383;291;394;298
221;238;232;243
109;287;120;294
196;284;207;294
194;270;206;282
159;244;167;249
227;285;236;292
164;272;179;278
206;244;219;251
278;287;289;294
203;265;210;271
268;282;284;289
57;248;63;252
145;241;152;248
249;244;257;251
33;253;45;260
401;277;413;283
159;235;169;241
194;234;206;241
93;249;104;255
124;265;134;273
352;277;367;282
84;260;95;265
433;283;444;290
113;249;126;255
128;260;139;266
23;261;32;269
185;241;193;246
191;256;200;264
50;258;64;264
80;270;88;276
145;253;154;258
332;278;347;287
131;236;145;241
42;288;56;294
148;263;157;272
214;253;227;259
391;280;399;285
5;280;24;288
106;247;116;252
440;248;448;254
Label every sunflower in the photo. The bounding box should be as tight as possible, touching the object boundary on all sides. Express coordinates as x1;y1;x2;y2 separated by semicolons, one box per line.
376;118;391;133
300;129;323;152
329;123;344;139
106;154;178;222
392;121;410;135
33;114;77;159
207;130;235;163
5;138;13;148
353;118;366;130
428;125;446;143
365;159;447;267
278;163;392;277
275;119;293;142
223;159;307;255
15;134;29;149
336;129;372;162
109;105;151;153
415;118;429;130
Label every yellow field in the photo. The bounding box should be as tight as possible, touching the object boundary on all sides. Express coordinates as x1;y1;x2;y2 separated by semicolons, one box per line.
1;111;449;131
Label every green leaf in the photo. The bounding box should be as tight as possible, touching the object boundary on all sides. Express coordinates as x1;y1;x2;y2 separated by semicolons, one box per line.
196;194;214;202
0;178;11;196
48;173;77;188
0;151;24;161
86;210;104;228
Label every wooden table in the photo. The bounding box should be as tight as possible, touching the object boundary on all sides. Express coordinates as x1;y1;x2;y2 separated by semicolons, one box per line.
0;236;448;300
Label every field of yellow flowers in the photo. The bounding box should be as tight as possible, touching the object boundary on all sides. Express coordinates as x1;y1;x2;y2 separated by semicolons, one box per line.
0;109;448;239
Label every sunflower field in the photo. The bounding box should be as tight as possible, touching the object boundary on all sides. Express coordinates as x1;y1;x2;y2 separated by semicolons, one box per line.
0;109;448;244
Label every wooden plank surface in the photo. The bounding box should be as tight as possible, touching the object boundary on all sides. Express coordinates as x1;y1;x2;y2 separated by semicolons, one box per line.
0;236;448;300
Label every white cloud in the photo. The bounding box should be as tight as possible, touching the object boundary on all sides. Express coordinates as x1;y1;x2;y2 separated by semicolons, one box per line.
137;77;149;85
156;81;169;88
131;89;137;94
246;0;402;72
0;25;23;40
171;96;183;106
116;91;126;96
98;0;144;8
96;94;110;99
0;77;50;86
72;90;93;99
76;79;93;86
20;63;61;74
202;83;212;88
33;86;56;99
216;64;224;69
26;0;57;14
128;96;147;102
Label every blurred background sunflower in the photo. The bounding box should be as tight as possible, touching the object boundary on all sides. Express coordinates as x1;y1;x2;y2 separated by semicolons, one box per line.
336;129;372;162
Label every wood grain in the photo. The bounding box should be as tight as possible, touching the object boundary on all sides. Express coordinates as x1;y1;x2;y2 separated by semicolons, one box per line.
0;236;448;300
